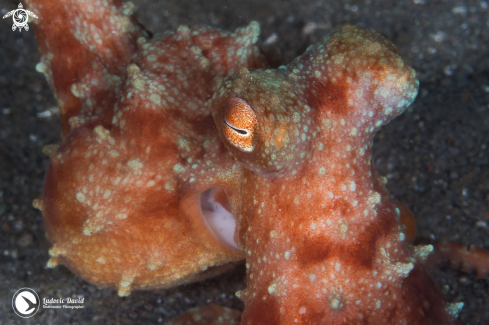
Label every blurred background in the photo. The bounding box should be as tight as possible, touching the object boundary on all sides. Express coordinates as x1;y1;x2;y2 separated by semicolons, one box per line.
0;0;488;323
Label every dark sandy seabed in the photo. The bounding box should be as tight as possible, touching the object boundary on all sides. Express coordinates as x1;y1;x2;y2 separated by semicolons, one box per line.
0;0;488;324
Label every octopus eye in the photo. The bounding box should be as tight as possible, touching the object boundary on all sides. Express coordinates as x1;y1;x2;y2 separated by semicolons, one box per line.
223;97;258;152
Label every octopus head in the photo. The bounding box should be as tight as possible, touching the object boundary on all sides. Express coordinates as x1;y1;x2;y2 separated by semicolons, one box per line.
213;67;313;176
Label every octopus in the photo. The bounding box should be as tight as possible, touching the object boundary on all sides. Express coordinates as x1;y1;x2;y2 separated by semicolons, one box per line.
27;0;489;324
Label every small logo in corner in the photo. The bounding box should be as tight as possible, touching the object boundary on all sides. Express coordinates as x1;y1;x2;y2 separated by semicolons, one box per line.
2;3;38;32
12;288;40;318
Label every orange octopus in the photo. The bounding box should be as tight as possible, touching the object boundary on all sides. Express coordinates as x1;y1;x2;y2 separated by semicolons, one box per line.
28;0;488;324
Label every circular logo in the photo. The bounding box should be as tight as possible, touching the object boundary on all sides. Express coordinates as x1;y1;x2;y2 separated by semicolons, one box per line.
12;288;40;318
14;10;27;25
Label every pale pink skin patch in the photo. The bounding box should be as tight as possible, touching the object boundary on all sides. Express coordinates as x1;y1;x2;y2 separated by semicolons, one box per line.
201;187;238;249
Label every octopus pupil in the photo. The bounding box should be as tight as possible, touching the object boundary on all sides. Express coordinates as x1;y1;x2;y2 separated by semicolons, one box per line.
233;128;248;135
224;120;249;136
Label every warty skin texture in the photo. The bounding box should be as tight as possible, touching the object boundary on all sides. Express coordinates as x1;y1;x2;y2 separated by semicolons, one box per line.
212;26;457;324
28;0;461;323
29;0;264;296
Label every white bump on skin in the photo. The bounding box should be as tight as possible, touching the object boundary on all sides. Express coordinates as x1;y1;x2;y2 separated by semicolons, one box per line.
268;283;276;294
36;61;47;73
349;181;356;191
391;262;414;278
127;159;143;172
284;251;290;260
165;181;175;191
413;245;434;263
368;192;381;206
340;223;348;238
103;189;111;199
335;262;341;271
76;192;85;203
446;302;464;318
331;298;340;309
133;78;145;91
319;166;327;176
376;300;382;309
149;93;161;104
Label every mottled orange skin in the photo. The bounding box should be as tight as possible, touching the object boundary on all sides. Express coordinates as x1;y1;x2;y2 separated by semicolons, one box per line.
428;242;489;279
30;0;462;324
27;0;141;138
211;26;457;324
30;0;264;296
